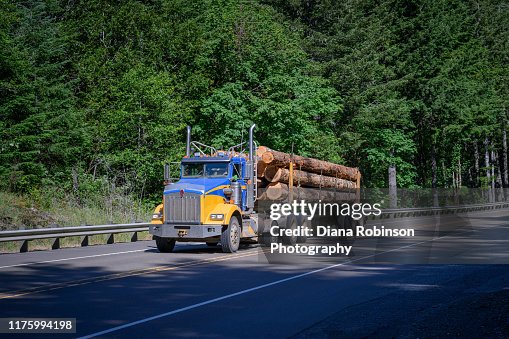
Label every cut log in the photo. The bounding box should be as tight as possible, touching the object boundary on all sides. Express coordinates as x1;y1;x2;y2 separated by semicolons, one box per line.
263;165;281;182
265;182;288;201
256;146;269;157
261;149;359;181
258;183;357;201
257;161;268;178
264;167;356;189
262;183;317;201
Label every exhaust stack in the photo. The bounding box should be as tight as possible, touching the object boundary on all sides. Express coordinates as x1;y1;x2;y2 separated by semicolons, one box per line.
186;126;191;157
249;124;255;168
247;124;256;210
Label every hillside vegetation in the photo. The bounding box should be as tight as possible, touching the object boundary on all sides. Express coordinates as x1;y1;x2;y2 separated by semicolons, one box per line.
0;0;508;226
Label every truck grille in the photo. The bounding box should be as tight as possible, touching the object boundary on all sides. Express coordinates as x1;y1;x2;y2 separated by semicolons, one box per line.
164;192;201;224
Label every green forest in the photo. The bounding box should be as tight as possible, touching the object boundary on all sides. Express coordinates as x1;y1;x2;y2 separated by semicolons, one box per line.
1;0;508;225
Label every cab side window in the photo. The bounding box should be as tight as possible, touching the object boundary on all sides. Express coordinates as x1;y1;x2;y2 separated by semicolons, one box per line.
233;163;242;179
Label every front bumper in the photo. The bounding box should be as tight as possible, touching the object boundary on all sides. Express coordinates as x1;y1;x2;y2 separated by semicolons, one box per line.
149;223;223;240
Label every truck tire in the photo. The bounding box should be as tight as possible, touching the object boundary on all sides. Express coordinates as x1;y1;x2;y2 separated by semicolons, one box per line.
155;236;176;253
221;217;240;253
282;216;298;246
336;215;356;247
297;216;308;243
260;221;279;246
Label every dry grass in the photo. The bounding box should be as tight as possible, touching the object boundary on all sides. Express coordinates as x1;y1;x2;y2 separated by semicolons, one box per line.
0;191;152;230
0;189;155;253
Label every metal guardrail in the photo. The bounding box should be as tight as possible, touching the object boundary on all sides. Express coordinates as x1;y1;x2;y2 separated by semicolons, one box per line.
1;201;508;253
0;223;151;253
376;201;509;219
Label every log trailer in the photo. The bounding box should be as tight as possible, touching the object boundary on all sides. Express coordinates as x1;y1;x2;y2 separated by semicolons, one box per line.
149;125;360;253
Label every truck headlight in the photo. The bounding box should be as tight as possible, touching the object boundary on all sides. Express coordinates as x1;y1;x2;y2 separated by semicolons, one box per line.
210;214;224;220
152;213;162;219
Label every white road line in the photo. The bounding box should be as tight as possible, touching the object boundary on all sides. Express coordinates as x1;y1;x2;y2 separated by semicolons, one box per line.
0;249;148;269
78;236;447;339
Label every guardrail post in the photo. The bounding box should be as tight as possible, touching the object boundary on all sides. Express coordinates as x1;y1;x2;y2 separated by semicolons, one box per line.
20;240;28;253
52;237;60;250
131;232;138;242
107;234;114;244
81;235;89;247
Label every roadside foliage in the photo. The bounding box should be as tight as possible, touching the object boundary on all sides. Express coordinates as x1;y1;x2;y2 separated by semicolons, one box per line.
0;0;507;224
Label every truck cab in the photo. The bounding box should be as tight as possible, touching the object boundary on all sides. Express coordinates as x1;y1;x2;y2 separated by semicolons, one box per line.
150;125;258;253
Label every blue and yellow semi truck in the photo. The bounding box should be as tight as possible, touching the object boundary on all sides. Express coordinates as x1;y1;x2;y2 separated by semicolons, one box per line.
149;125;260;253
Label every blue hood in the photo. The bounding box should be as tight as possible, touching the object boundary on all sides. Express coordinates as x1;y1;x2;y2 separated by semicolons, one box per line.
164;178;230;195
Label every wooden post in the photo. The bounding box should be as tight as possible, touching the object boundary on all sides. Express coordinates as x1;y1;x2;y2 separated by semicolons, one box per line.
389;164;397;208
289;161;294;202
356;171;361;202
503;123;508;187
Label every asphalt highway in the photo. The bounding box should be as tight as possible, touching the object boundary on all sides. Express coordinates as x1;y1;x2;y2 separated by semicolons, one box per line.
1;208;509;338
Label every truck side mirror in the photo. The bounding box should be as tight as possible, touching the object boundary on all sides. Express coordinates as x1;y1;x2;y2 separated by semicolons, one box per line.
164;163;170;182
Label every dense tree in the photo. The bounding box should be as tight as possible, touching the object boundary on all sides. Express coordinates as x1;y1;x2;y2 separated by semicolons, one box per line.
266;0;508;188
0;0;89;192
0;0;508;203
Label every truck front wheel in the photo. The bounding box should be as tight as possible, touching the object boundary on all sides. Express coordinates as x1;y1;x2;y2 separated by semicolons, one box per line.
155;236;176;253
283;216;298;246
221;217;240;253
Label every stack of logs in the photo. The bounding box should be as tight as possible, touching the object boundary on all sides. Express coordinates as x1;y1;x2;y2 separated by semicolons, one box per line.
256;146;361;201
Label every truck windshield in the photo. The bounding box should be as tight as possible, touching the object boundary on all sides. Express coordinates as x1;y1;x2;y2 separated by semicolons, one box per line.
182;163;229;178
182;163;203;177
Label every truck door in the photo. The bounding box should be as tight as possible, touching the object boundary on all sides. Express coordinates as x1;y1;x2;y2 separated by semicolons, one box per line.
233;163;242;180
232;163;247;210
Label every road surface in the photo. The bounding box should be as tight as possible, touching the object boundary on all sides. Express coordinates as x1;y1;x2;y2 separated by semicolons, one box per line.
0;208;508;338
